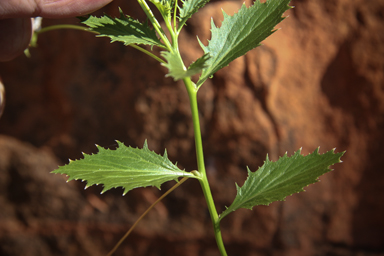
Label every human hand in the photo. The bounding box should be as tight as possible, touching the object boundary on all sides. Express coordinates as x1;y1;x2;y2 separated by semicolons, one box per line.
0;0;113;62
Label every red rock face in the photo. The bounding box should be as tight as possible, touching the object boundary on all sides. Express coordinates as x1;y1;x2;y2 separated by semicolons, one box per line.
0;0;383;255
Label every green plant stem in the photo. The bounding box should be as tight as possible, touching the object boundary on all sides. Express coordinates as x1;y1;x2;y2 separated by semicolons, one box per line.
36;24;92;34
173;0;178;35
183;77;228;256
129;44;166;64
29;24;96;48
137;0;173;51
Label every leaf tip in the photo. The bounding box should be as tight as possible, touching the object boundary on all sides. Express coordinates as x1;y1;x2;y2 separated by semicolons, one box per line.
118;7;125;16
163;148;168;158
143;139;149;149
100;186;111;195
221;8;229;18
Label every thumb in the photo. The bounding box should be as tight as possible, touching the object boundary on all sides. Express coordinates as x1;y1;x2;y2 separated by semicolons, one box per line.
0;18;32;62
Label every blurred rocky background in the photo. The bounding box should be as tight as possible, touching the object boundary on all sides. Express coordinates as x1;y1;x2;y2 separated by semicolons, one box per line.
0;0;383;255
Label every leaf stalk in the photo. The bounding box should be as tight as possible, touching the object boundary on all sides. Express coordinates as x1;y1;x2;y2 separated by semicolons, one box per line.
30;23;166;64
129;44;166;63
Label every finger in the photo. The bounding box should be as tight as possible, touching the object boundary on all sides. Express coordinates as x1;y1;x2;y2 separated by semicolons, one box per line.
0;18;32;62
0;0;113;19
0;76;5;118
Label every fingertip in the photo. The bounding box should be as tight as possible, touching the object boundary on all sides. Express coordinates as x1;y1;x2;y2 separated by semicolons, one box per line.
38;0;114;18
0;18;32;62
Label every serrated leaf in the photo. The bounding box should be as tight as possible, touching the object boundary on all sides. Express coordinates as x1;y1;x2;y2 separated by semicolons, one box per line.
219;148;345;220
161;51;209;80
179;0;211;28
79;8;164;47
196;0;292;87
188;53;210;72
52;140;196;195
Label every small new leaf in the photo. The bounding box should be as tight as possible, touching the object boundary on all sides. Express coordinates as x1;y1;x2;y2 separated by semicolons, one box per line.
52;141;196;195
149;0;174;20
161;51;209;80
188;53;210;73
80;8;164;48
196;0;291;87
179;0;211;29
219;148;345;221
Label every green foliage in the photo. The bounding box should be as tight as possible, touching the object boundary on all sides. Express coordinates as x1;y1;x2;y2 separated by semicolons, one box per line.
219;148;345;220
40;0;347;255
161;51;210;80
79;8;165;48
52;141;197;195
196;0;291;86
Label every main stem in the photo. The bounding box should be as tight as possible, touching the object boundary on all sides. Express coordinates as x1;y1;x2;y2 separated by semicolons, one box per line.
183;77;228;256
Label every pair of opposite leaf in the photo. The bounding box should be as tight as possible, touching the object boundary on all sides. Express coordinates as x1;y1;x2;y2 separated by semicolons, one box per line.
80;0;292;85
54;141;344;220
